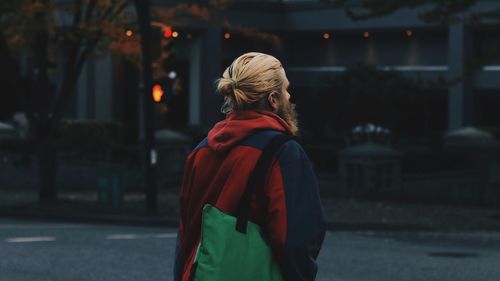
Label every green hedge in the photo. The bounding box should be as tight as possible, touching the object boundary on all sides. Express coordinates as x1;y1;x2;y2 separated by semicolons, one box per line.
295;64;448;139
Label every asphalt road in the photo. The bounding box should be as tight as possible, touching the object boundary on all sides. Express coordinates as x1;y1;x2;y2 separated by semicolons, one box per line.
1;218;500;281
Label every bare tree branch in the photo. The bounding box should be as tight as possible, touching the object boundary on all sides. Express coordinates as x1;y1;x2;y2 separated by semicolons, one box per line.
99;0;130;23
84;0;98;23
73;0;83;26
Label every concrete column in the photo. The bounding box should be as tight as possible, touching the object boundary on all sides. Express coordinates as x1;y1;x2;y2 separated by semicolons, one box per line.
188;35;202;126
199;27;223;129
94;56;113;120
76;59;96;119
188;27;223;128
448;23;474;130
76;62;88;119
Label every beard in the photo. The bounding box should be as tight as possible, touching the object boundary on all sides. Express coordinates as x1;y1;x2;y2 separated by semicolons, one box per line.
277;100;299;136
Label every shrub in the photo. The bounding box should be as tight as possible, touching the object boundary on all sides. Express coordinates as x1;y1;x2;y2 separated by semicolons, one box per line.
296;64;447;139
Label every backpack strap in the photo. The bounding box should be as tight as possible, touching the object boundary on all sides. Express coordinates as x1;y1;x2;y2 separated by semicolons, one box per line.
235;133;295;234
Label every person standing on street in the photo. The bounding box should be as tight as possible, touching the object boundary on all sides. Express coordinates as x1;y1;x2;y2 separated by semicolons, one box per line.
174;52;326;281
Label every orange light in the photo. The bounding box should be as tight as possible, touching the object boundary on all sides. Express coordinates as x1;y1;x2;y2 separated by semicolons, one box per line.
152;84;164;103
125;29;133;37
163;26;173;38
406;30;413;37
172;31;179;38
323;32;330;39
363;31;370;38
224;32;231;39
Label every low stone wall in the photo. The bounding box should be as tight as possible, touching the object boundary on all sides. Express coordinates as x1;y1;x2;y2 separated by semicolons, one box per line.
401;170;481;205
0;150;186;192
0;152;36;190
318;169;490;205
1;150;496;205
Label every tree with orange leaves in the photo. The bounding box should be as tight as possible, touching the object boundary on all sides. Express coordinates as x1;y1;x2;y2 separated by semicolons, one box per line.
0;0;229;202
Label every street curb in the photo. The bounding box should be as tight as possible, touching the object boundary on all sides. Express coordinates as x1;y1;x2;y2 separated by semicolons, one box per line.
0;210;179;228
2;208;500;232
326;222;437;232
0;210;459;232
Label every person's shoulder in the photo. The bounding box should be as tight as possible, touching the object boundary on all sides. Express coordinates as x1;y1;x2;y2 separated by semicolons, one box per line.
280;137;304;155
192;137;208;151
239;130;287;150
186;138;209;160
276;137;315;177
277;136;314;166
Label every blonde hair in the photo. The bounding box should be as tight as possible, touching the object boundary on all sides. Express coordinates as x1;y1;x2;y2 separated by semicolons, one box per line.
216;52;284;113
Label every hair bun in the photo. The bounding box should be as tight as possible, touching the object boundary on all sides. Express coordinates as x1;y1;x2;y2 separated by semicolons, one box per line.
217;77;235;97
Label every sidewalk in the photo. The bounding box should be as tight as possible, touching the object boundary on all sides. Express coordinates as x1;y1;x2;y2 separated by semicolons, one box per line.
321;197;500;232
1;188;500;232
0;190;180;227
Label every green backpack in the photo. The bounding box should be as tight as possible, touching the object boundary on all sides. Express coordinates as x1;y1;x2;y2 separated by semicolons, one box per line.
193;134;293;281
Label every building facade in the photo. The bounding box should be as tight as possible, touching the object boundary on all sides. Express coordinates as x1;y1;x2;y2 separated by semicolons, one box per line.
74;0;500;140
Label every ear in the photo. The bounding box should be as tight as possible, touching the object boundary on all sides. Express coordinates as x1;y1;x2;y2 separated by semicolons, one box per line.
268;92;280;111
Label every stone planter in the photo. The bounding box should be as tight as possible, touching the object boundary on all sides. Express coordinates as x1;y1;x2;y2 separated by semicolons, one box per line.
338;142;401;197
